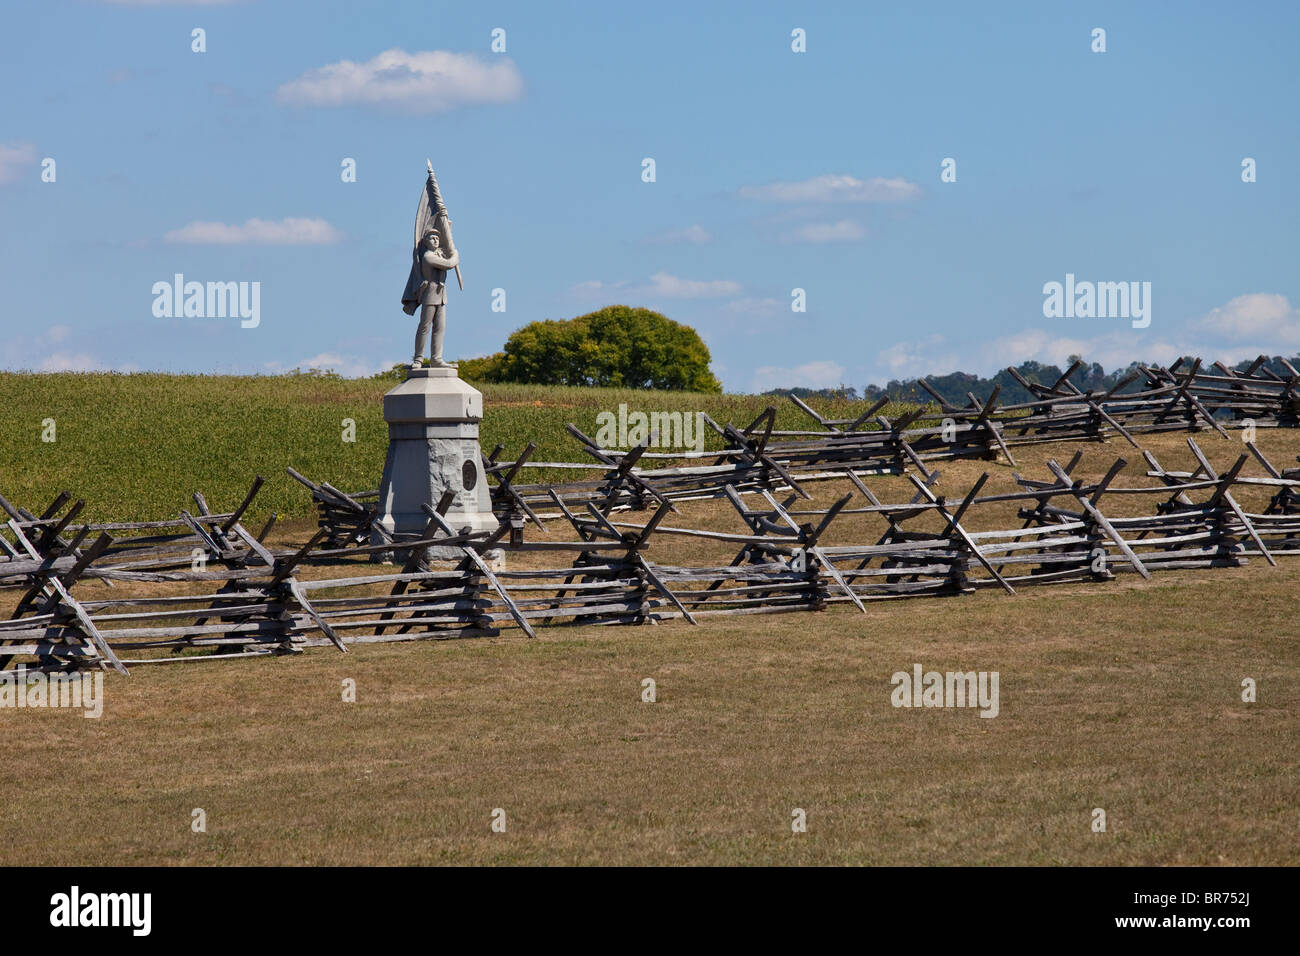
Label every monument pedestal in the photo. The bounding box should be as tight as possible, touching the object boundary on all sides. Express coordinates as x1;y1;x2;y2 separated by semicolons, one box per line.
372;367;500;563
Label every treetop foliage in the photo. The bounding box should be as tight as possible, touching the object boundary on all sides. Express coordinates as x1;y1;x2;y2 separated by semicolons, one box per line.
459;305;722;393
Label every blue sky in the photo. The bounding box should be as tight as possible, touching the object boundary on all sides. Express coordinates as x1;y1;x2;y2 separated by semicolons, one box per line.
1;0;1297;391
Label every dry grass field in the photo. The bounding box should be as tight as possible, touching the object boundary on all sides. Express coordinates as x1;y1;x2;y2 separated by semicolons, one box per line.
1;429;1297;866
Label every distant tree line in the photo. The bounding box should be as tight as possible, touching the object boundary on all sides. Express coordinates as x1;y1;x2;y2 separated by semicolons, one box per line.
763;355;1300;406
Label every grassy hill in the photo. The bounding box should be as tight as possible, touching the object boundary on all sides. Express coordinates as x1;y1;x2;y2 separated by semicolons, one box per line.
0;371;916;522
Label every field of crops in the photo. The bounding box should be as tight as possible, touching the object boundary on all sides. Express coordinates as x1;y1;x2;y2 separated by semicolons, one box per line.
0;371;916;523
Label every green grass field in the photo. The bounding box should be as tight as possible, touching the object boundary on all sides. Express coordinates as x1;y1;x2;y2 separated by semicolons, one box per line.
0;371;912;523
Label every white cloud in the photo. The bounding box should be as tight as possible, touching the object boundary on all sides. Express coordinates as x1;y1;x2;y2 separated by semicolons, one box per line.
643;271;740;298
164;217;343;245
739;173;921;203
38;352;107;372
292;353;385;378
645;224;712;244
998;329;1229;374
870;329;1202;385
0;326;102;372
865;294;1300;386
722;297;784;317
275;49;523;112
0;142;37;185
876;334;956;379
985;329;1096;370
751;360;847;392
1194;293;1300;347
570;279;612;298
791;220;866;243
571;272;741;301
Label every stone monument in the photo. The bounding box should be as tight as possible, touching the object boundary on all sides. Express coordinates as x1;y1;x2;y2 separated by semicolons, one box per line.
372;162;499;562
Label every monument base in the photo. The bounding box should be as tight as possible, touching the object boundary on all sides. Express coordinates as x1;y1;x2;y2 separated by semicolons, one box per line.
371;367;500;565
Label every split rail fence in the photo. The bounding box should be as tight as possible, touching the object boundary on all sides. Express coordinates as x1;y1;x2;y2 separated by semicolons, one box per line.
285;356;1298;545
3;433;1297;674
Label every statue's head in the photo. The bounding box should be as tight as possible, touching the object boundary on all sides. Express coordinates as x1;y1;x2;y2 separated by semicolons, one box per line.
422;228;441;250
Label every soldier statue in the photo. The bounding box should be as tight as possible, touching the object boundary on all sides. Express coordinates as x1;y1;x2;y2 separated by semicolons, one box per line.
401;162;463;369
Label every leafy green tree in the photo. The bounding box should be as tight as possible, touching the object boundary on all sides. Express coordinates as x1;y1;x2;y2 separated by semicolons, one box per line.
461;306;722;392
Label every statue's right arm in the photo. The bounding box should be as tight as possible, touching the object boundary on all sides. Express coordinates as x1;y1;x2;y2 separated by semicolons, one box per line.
423;248;459;270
